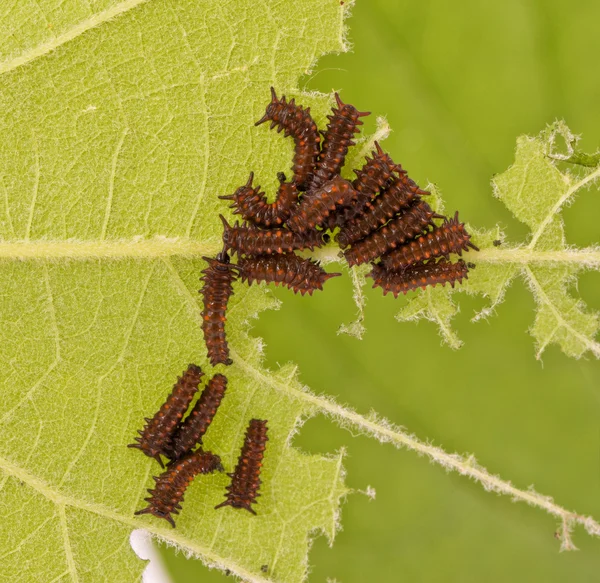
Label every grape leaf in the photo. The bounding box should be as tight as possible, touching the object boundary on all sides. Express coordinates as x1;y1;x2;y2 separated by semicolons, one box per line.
0;2;349;582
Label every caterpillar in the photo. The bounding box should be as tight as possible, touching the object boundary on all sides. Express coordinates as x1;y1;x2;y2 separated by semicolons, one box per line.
286;175;356;233
323;142;399;230
380;212;479;271
199;252;239;366
135;450;223;527
128;365;203;468
341;142;399;222
337;171;430;247
215;419;268;515
308;92;370;191
165;374;228;461
255;87;320;190
238;253;341;295
368;258;470;297
219;172;298;228
343;200;444;267
220;215;327;255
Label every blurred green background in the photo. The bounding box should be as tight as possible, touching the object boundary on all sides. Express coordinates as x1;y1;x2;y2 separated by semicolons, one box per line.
161;0;600;581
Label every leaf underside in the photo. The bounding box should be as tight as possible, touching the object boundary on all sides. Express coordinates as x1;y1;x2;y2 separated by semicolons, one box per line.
0;1;348;582
1;1;599;583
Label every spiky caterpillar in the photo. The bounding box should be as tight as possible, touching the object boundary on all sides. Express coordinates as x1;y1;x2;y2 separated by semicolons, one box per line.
343;200;444;267
368;258;470;297
199;253;239;366
286;175;356;233
215;419;268;515
165;374;228;461
308;92;370;192
128;365;203;467
238;253;341;295
337;170;430;247
328;141;399;229
255;87;320;190
323;143;398;230
220;215;326;255
381;212;479;271
219;172;299;228
135;450;223;527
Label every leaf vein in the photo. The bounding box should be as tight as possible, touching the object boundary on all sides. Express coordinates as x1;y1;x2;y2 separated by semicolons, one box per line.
0;266;62;425
524;266;600;358
58;505;80;583
185;75;211;238
101;128;129;240
528;165;600;248
0;455;273;583
25;129;40;241
0;0;152;76
58;264;155;488
230;349;600;538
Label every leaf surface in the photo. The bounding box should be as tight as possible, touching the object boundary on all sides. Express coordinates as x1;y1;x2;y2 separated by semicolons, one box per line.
2;2;600;583
0;2;348;582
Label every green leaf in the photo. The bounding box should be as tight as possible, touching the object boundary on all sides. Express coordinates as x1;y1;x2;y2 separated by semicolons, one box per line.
544;120;600;168
0;2;348;582
489;122;600;358
379;123;600;358
3;3;600;583
395;285;463;349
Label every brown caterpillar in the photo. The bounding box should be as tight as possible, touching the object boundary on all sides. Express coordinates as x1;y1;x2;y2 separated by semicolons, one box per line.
286;175;356;233
308;92;370;192
255;87;320;190
165;374;228;461
128;365;203;468
337;171;430;247
368;258;470;297
215;419;268;515
135;450;223;527
199;253;239;366
220;216;326;255
323;142;399;230
343;200;444;267
238;253;341;295
381;212;479;271
336;142;400;224
219;172;298;228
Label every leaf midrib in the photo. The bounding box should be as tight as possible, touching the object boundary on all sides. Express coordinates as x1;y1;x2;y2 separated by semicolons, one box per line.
0;240;598;266
312;246;600;267
229;348;600;541
0;239;220;259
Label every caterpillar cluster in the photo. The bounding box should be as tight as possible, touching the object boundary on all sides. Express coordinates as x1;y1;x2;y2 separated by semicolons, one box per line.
130;365;267;526
207;87;478;366
129;88;479;530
